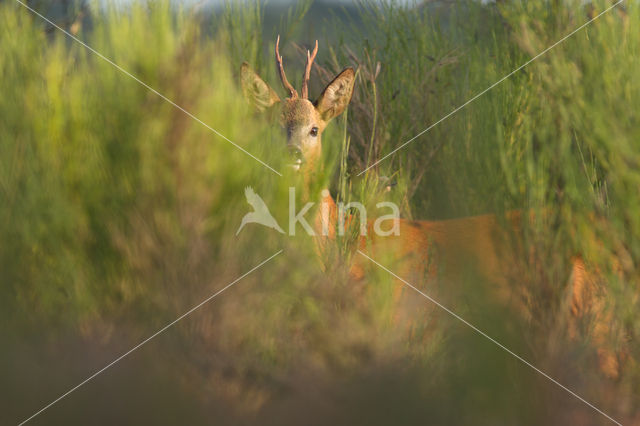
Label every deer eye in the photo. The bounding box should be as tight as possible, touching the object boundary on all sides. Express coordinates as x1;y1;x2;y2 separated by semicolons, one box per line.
310;127;318;137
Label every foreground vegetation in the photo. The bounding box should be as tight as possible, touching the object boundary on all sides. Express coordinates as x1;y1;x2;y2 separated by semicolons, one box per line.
1;0;638;424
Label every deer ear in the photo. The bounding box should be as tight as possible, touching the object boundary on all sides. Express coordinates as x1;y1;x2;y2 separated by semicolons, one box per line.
240;62;281;111
315;67;355;122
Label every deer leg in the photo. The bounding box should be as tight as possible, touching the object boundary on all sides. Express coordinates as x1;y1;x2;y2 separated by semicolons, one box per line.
569;257;620;379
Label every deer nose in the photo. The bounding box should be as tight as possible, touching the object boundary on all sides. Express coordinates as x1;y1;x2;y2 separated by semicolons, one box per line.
288;145;304;162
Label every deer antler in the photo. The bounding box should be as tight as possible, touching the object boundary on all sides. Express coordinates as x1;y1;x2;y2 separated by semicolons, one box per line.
275;35;298;98
301;40;318;99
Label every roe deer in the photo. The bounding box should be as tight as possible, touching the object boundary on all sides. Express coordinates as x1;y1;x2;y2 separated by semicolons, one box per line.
240;37;623;380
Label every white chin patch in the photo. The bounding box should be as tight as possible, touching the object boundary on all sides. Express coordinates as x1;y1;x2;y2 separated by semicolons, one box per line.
289;159;303;171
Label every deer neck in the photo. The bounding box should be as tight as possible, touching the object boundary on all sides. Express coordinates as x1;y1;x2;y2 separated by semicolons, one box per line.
312;187;337;239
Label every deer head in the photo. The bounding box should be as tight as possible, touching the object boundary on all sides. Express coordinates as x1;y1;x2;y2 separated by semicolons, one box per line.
241;36;355;179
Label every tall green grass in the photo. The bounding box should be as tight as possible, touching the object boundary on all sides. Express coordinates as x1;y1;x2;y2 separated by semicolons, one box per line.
1;0;639;424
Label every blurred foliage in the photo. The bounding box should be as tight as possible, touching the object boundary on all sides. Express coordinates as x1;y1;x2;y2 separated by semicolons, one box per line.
1;0;639;425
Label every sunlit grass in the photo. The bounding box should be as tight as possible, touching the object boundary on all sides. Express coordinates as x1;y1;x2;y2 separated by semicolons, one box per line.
1;0;639;424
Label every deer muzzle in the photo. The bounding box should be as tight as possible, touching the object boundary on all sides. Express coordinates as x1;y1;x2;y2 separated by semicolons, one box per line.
288;145;304;170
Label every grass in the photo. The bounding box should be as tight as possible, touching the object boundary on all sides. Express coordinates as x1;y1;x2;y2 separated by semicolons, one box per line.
1;0;639;424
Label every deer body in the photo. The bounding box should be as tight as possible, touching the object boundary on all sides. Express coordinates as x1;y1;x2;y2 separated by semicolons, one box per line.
323;194;533;311
240;37;621;379
331;194;621;378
